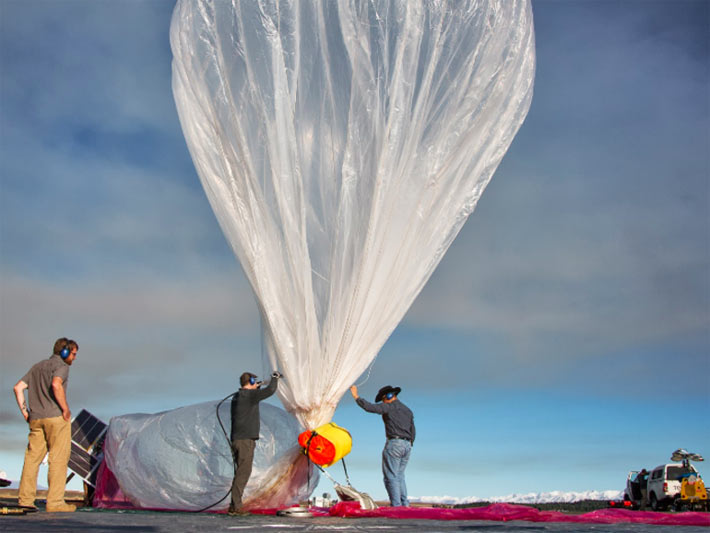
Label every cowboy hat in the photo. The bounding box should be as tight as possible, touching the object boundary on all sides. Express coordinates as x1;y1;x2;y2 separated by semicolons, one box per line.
375;385;401;402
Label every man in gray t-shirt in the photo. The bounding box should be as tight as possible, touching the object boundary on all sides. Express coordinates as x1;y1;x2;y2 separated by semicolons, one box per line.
13;338;79;512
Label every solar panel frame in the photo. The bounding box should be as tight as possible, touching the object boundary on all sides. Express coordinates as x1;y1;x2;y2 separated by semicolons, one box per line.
68;409;107;487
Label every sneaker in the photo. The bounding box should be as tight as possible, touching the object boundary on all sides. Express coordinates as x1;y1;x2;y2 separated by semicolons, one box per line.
46;503;76;513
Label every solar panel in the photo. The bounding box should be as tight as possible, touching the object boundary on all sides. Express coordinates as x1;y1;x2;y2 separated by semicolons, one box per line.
71;409;107;450
68;442;102;485
68;409;107;487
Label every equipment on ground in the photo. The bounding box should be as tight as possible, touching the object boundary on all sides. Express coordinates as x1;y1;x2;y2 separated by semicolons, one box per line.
297;422;376;510
673;449;707;512
67;409;107;489
333;483;378;511
1;507;35;515
679;473;708;511
276;506;314;517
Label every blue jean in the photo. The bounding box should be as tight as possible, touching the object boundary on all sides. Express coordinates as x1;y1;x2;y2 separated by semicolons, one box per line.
382;438;411;506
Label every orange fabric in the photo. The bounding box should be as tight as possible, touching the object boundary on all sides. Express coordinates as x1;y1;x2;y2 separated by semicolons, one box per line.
298;431;336;466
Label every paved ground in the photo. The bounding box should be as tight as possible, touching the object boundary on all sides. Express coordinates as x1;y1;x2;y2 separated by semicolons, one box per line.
2;506;708;533
2;492;707;533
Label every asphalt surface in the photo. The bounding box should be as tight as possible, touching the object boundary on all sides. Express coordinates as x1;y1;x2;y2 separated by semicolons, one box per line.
2;492;707;533
2;507;708;533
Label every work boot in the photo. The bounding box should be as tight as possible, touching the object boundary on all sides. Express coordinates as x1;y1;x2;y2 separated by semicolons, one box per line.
17;499;36;509
18;505;38;512
46;502;76;512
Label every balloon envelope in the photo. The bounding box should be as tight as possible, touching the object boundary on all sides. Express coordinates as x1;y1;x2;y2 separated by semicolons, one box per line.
171;0;535;428
100;401;315;510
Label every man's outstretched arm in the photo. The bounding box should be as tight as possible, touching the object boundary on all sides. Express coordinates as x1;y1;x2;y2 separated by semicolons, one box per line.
351;385;386;414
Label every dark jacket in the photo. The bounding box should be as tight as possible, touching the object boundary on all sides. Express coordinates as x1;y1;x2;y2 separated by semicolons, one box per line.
230;378;278;440
355;397;416;444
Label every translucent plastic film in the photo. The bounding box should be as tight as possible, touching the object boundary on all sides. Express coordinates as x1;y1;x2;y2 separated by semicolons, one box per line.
102;402;316;511
170;0;535;428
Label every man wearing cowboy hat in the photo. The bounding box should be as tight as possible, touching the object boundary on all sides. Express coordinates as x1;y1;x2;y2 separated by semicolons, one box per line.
350;384;415;507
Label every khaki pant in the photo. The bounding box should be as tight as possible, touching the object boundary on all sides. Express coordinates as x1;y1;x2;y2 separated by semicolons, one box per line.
18;416;71;507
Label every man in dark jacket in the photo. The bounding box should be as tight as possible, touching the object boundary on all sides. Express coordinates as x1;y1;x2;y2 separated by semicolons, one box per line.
350;384;415;507
229;371;280;514
638;469;649;510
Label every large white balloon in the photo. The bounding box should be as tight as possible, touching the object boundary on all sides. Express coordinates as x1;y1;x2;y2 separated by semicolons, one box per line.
171;0;535;429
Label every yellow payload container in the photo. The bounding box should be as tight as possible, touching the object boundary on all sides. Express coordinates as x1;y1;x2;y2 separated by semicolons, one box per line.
298;422;352;468
681;474;707;502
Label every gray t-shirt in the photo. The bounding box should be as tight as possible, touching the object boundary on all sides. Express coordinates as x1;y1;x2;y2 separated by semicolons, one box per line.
21;354;70;420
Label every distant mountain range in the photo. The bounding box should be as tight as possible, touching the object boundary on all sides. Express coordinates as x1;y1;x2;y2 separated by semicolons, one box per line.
416;490;624;505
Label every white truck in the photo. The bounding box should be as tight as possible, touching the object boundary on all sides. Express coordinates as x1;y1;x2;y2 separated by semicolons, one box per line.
647;462;700;511
625;449;707;512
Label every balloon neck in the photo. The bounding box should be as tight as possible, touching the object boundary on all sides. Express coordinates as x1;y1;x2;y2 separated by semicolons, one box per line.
289;402;338;430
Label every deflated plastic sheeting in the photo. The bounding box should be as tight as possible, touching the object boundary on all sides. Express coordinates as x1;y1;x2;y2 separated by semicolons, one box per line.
170;0;536;430
95;401;317;511
324;501;710;526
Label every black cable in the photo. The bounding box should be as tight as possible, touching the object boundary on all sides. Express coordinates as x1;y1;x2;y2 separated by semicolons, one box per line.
304;431;317;494
341;458;351;487
191;392;237;513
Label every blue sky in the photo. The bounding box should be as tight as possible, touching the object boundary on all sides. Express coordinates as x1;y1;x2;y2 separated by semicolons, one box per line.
1;0;708;502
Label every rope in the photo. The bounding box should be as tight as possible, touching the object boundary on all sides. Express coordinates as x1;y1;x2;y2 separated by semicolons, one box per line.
304;430;318;493
355;357;377;387
341;458;352;487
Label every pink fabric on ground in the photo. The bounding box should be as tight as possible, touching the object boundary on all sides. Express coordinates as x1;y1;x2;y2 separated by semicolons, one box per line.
92;466;710;528
92;462;136;509
327;501;710;527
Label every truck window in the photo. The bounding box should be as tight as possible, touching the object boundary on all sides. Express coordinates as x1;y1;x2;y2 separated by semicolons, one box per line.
667;466;694;480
